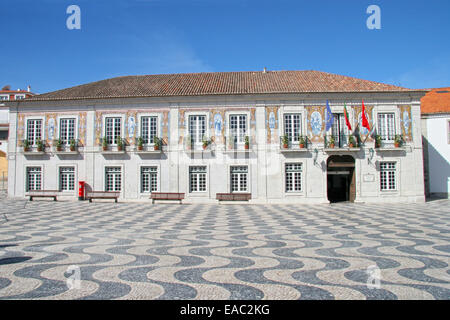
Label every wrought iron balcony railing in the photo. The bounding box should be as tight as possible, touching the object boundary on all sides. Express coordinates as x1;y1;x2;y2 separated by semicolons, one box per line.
324;134;361;149
279;135;309;151
224;135;252;151
374;134;405;149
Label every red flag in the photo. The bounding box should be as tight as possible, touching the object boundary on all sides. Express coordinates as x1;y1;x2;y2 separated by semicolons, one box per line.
344;103;352;131
362;100;370;131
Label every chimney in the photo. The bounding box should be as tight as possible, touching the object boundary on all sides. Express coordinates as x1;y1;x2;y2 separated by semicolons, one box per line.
263;67;267;73
27;85;31;92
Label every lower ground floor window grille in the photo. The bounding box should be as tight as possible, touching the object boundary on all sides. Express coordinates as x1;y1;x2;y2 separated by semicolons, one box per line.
26;167;42;191
105;167;122;192
60;167;75;191
141;167;158;193
231;166;248;192
380;162;396;190
285;163;302;192
189;166;207;192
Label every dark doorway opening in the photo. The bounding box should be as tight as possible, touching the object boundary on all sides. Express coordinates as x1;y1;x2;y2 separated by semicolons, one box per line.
327;155;356;203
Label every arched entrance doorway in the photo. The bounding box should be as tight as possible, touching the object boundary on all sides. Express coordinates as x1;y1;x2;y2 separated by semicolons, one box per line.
327;155;356;203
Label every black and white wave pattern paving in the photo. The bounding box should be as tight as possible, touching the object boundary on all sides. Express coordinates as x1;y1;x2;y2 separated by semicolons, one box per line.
0;198;449;300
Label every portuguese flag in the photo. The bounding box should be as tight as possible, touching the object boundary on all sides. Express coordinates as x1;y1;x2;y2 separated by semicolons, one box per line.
344;103;352;131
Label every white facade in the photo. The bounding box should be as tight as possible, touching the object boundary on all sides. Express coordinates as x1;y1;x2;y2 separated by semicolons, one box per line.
422;114;450;198
7;92;426;203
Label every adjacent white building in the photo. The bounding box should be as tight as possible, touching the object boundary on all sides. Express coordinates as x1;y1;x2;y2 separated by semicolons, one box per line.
6;70;427;203
421;87;450;199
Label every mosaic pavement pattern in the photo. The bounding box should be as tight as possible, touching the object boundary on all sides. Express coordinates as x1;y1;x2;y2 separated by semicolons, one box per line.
0;197;449;300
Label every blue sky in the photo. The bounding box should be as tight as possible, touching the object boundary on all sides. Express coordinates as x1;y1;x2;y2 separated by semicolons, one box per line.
1;0;449;94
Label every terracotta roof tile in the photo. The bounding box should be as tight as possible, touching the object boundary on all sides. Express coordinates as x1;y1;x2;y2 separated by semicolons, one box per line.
27;70;416;102
421;87;450;114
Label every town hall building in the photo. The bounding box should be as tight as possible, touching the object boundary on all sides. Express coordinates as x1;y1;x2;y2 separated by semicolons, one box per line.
6;70;427;203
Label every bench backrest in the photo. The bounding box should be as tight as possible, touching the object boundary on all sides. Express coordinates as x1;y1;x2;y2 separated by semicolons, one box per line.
86;191;120;197
26;190;59;196
151;192;185;200
216;193;251;200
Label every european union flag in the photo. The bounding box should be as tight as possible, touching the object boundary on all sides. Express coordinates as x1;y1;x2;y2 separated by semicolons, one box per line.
325;100;334;131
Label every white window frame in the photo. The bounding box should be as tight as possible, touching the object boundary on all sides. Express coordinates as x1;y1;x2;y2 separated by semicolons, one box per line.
228;114;248;145
285;163;303;193
447;120;450;145
15;94;26;100
140;166;159;193
138;114;160;145
104;166;122;192
184;111;210;147
0;95;9;101
26;166;43;192
189;166;207;193
58;116;78;145
59;166;76;192
379;161;397;191
25;116;45;146
282;113;303;144
229;165;249;193
377;112;396;142
102;114;124;146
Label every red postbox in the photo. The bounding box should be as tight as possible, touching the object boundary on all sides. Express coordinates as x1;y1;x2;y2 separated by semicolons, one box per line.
78;181;85;200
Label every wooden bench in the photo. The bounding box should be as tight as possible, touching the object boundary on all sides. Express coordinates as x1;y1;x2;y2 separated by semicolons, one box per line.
86;191;120;203
150;192;185;204
26;190;59;201
216;193;252;201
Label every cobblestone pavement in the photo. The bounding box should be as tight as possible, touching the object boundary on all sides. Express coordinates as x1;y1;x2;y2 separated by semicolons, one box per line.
0;198;449;300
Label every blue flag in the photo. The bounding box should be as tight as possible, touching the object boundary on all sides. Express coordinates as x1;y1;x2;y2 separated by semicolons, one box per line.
325;100;334;131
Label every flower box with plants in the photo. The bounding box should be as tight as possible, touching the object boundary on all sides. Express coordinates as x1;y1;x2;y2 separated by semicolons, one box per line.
116;137;124;151
348;135;357;148
153;137;162;151
54;139;63;151
298;136;306;149
69;139;77;152
36;139;45;152
394;135;403;148
282;135;289;149
102;138;109;151
22;139;31;152
374;135;382;148
136;137;144;151
327;136;335;148
244;136;250;150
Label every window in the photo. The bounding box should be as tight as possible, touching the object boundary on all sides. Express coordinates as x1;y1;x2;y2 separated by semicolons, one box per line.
380;162;396;191
15;94;25;100
27;119;42;145
188;115;206;144
447;120;450;144
0;130;8;140
141;167;158;193
378;113;396;141
285;163;302;192
230;114;247;144
283;114;301;143
189;166;207;192
230;166;248;192
105;167;121;191
141;116;158;144
0;95;9;101
331;113;349;147
26;167;42;191
105;117;121;145
59;118;75;145
60;167;75;191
